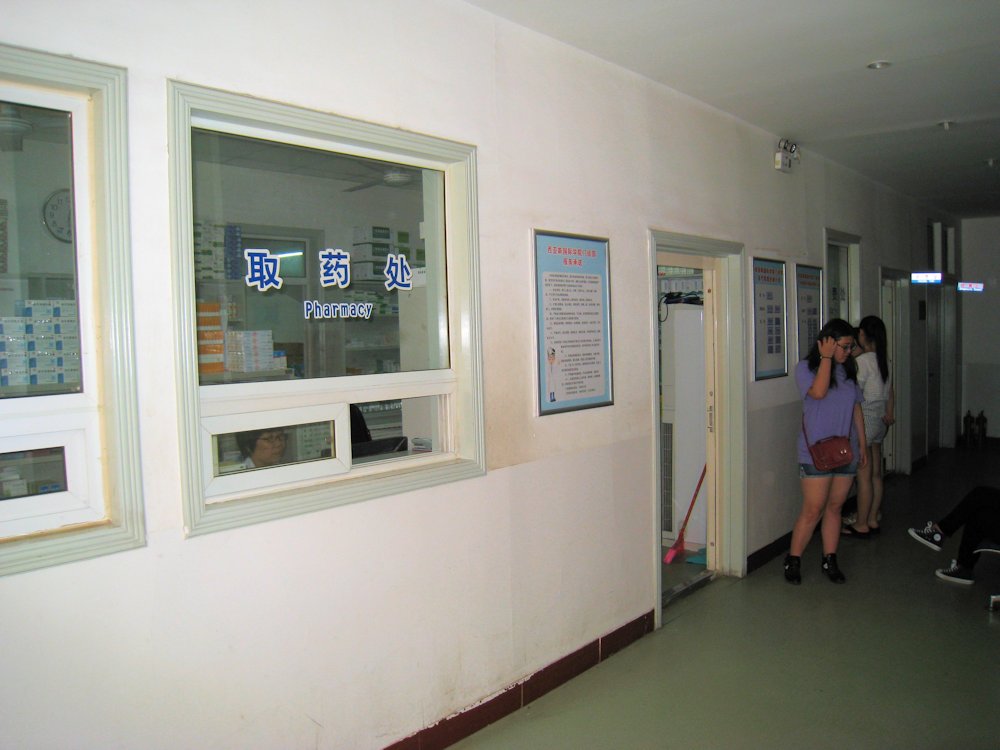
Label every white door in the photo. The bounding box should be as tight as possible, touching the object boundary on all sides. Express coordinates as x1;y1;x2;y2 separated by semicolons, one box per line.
880;277;898;473
659;302;707;547
656;254;716;569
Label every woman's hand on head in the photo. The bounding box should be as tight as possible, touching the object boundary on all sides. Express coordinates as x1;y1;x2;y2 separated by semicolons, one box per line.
818;336;837;359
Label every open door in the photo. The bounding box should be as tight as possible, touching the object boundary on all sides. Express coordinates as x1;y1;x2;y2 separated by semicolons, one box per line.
657;256;715;605
651;230;747;620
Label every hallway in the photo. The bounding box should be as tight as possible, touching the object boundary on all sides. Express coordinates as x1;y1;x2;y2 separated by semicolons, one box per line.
453;445;1000;749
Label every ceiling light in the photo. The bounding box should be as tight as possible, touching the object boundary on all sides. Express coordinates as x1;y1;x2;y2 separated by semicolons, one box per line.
938;120;955;131
383;169;412;186
866;60;892;70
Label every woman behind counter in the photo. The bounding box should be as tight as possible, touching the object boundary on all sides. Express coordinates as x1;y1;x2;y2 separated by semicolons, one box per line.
785;318;868;585
237;429;289;469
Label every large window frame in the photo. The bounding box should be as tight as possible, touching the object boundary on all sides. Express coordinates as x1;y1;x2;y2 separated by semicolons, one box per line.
0;45;144;575
168;82;484;536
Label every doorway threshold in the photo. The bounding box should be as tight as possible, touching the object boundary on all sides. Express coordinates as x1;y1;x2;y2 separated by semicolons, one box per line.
662;569;714;608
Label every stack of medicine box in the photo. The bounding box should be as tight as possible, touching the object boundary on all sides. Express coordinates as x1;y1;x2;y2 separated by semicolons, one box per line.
0;299;80;388
225;330;275;372
352;225;419;279
352;224;393;282
196;302;225;375
223;224;243;281
193;221;226;281
1;465;28;499
192;222;244;282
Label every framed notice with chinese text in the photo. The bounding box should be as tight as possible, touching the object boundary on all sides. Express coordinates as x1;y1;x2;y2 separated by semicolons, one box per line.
534;230;613;415
795;264;823;361
752;257;787;380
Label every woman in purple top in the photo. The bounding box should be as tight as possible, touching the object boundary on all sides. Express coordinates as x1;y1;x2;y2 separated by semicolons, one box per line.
784;318;868;585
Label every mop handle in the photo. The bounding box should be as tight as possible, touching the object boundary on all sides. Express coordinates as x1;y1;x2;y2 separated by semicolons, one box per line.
678;464;708;534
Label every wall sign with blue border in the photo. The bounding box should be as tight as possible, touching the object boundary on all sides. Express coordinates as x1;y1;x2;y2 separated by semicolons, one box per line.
534;230;613;415
752;257;788;380
794;263;823;361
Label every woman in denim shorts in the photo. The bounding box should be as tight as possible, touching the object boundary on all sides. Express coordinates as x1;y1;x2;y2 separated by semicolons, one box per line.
846;315;894;537
784;318;868;585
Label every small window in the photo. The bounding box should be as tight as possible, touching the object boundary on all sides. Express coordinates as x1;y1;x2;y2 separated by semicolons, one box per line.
0;45;144;575
170;82;484;536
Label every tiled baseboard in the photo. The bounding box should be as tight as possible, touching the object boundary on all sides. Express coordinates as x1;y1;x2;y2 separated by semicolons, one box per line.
385;609;655;750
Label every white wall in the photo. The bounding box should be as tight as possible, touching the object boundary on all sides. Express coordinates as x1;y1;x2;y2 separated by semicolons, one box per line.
960;217;1000;436
0;1;947;747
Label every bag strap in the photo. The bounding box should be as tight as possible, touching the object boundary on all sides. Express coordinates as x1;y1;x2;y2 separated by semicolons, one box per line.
802;410;853;445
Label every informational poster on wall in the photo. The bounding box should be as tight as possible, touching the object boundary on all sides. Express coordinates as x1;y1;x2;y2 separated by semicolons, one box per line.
534;230;613;415
0;199;7;274
752;257;787;380
795;264;823;361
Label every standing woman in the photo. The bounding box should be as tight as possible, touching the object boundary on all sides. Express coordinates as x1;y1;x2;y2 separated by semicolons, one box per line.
844;315;894;536
785;319;868;584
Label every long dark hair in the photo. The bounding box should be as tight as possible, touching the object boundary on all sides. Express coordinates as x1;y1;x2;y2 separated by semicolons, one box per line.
805;318;858;386
858;315;889;382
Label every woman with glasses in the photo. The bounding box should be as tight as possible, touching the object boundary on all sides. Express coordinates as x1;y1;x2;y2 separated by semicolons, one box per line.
236;429;289;469
785;318;868;585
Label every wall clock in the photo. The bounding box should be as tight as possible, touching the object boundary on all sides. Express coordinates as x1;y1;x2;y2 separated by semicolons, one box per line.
42;188;73;244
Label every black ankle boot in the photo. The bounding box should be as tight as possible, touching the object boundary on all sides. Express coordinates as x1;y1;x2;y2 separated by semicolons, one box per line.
783;554;801;585
822;553;846;583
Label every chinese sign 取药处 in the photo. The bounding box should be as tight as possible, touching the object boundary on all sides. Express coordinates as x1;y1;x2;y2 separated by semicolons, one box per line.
243;247;413;320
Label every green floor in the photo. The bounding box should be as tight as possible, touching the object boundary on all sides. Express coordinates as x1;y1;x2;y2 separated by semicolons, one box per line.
453;445;1000;749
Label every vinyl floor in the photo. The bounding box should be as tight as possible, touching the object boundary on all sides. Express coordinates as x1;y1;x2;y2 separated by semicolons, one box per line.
452;444;1000;750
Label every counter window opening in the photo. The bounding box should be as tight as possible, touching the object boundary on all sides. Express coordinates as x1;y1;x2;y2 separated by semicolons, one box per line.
170;82;484;536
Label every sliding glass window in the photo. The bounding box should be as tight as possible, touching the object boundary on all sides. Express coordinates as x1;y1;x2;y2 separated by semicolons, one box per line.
171;83;484;535
0;45;143;575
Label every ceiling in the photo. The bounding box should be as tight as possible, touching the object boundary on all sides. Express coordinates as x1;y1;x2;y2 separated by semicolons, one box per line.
465;0;1000;218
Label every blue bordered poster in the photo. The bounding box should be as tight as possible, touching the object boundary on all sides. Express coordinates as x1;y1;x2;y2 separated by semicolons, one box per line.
752;257;788;380
795;264;823;361
534;230;613;415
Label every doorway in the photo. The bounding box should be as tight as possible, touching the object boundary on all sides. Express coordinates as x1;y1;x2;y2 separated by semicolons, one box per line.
925;277;959;452
657;259;712;603
651;231;747;619
879;271;911;475
825;230;861;325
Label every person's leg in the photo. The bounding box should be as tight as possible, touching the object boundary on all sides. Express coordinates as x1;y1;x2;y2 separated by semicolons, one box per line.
938;486;1000;537
954;499;1000;570
791;476;833;556
822;474;855;554
852;448;873;533
868;442;884;529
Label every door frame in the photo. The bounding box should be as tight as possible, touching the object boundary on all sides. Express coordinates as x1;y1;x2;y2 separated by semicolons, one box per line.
650;230;747;626
879;269;911;475
825;228;862;325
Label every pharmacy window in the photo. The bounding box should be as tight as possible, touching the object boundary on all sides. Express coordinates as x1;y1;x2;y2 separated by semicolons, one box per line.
170;82;484;536
0;46;144;575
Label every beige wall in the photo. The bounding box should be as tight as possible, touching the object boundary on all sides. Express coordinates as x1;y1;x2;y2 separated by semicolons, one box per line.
0;1;952;747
